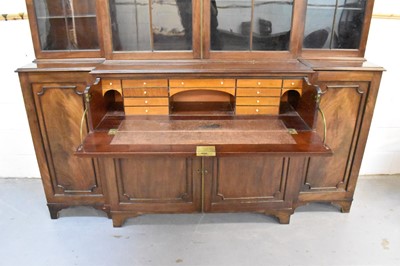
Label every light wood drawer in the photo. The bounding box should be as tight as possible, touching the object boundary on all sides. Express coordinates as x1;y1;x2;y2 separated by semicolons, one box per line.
102;79;122;90
236;97;280;106
124;97;169;106
169;79;235;88
122;79;168;88
170;87;235;96
283;79;302;88
125;106;169;115
236;106;279;115
236;88;281;97
123;88;168;97
237;79;282;88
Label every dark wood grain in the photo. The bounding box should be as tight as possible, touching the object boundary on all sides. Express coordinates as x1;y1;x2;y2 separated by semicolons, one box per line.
17;0;383;226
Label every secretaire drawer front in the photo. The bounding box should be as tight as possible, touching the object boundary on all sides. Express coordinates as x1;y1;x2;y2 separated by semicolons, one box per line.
236;106;279;115
125;106;169;115
124;97;169;106
123;88;169;97
236;97;280;106
122;79;168;88
236;88;281;97
237;79;282;88
169;79;235;88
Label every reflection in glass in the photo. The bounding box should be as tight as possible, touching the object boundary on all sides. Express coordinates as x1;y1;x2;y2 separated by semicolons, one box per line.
303;0;366;49
110;0;193;52
211;0;293;51
34;0;99;50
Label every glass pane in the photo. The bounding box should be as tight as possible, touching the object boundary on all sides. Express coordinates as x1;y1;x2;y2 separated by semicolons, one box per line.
303;0;336;49
335;0;366;49
110;0;151;51
303;0;366;50
211;0;252;51
34;0;99;51
153;0;193;50
211;0;292;51
111;0;192;52
252;0;293;51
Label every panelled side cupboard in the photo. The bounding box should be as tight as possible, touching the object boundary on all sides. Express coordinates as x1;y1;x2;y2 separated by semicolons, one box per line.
17;0;384;227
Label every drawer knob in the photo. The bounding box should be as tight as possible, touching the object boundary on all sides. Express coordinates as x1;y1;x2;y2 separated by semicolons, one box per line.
257;91;260;94
291;82;295;86
144;91;147;95
145;109;149;113
143;82;147;85
221;81;224;85
256;100;260;103
256;109;259;113
257;82;261;86
144;100;148;104
109;82;112;85
181;82;185;85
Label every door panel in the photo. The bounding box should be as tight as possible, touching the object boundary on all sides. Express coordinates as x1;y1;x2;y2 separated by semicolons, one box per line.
302;82;369;192
206;156;292;212
33;84;102;195
115;156;200;212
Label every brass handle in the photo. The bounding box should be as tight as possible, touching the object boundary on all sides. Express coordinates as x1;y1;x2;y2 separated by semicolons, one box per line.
318;106;327;146
80;93;91;144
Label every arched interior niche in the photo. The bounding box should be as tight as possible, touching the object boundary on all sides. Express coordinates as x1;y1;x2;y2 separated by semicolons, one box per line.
170;90;235;115
104;89;124;112
279;90;301;114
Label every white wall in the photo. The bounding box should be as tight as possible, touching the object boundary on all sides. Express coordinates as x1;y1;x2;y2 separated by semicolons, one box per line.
360;12;400;174
0;2;38;178
0;0;398;178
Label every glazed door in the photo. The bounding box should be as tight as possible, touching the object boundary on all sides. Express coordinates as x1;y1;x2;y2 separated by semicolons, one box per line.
32;84;103;198
299;80;370;205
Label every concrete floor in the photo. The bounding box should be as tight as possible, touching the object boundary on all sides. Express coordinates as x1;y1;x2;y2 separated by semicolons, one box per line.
0;176;399;266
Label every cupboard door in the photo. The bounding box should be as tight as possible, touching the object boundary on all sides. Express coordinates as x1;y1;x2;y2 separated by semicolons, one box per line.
300;82;369;199
114;156;201;213
205;156;302;212
33;84;102;196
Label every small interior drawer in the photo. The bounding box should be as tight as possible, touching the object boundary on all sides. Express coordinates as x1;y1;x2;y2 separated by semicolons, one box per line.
102;79;122;90
124;97;169;106
169;79;235;88
123;88;168;97
124;106;169;115
236;97;280;106
236;88;281;97
122;79;168;88
237;79;282;88
170;87;235;96
236;106;279;115
283;79;302;88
